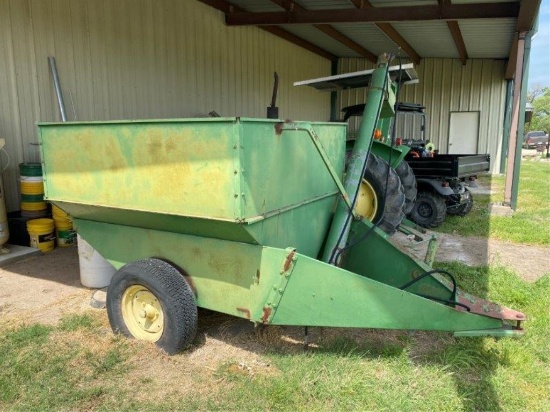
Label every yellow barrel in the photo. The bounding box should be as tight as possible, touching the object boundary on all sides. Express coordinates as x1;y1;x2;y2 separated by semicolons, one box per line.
27;218;55;252
54;218;76;247
20;180;44;195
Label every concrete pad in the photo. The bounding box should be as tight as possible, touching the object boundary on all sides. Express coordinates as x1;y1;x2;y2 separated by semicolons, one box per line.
489;203;514;217
0;244;42;267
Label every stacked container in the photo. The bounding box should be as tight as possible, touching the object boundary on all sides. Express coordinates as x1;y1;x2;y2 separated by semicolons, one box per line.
20;163;48;218
26;218;55;252
52;204;76;247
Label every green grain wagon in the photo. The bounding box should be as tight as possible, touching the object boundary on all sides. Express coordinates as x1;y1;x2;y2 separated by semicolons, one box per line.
38;55;524;354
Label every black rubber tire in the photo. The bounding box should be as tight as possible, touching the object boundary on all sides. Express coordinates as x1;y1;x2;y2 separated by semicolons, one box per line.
447;191;474;216
107;258;198;355
395;160;417;215
363;153;406;235
409;191;447;228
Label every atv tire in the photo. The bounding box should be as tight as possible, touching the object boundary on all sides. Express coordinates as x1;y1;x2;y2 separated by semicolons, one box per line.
447;190;474;216
409;191;447;228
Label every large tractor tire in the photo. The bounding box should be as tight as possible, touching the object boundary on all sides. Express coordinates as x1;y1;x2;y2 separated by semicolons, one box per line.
409;191;447;228
395;160;417;215
107;258;198;355
447;190;474;216
355;153;406;235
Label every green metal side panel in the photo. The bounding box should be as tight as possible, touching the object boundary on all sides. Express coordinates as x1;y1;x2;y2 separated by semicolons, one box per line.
39;118;346;257
39;119;240;220
371;140;409;168
75;219;511;334
269;253;502;331
75;218;267;319
240;119;345;220
61;203;256;244
344;220;450;299
239;119;346;257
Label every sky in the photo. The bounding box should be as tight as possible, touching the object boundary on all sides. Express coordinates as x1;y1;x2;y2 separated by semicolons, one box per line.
528;0;550;89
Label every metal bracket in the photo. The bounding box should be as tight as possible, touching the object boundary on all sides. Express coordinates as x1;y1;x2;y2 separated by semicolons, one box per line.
261;248;298;324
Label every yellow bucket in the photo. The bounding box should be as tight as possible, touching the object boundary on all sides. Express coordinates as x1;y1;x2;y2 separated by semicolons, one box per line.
20;180;44;195
54;218;76;247
27;218;55;252
52;204;71;220
21;201;48;211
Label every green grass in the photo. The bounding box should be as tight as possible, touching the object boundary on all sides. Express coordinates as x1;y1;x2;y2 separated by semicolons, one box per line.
437;160;550;245
1;267;549;411
0;315;130;411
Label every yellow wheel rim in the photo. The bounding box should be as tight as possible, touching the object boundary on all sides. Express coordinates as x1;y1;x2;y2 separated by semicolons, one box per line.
121;285;164;342
355;179;378;221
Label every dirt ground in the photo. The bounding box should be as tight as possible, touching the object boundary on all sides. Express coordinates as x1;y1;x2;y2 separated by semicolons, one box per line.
392;231;550;283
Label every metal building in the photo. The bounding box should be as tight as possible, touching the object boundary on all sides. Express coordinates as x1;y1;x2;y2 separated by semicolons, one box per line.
0;0;542;212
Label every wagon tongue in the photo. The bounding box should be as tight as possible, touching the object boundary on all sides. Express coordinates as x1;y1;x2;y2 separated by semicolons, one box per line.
453;288;526;337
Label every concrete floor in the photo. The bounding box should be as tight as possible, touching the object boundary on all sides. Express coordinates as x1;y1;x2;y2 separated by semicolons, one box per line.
0;244;42;267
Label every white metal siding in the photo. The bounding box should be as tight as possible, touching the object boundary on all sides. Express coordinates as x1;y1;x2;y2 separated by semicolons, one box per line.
338;57;506;173
0;0;331;212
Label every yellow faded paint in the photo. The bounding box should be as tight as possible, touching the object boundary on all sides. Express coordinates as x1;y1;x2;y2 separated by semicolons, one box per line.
40;120;239;220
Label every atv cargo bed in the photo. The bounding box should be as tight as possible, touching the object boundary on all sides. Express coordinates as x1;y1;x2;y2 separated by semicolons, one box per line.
406;154;490;179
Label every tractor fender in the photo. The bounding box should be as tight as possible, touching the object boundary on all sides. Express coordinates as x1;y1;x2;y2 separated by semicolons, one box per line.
370;140;410;168
416;178;455;196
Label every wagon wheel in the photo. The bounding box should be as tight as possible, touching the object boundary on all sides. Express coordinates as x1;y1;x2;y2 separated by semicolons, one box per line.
107;258;197;355
409;191;447;228
355;153;405;235
395;160;417;215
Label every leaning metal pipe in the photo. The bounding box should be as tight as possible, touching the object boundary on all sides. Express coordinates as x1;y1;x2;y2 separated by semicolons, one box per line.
322;54;391;265
48;57;67;122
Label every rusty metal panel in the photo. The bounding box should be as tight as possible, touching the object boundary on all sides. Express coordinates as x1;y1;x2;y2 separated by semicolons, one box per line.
338;57;506;173
0;0;331;212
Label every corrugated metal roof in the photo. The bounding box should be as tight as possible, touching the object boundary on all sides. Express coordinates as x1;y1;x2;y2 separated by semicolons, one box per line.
391;21;459;58
281;25;362;58
219;0;525;62
460;18;517;58
332;23;403;57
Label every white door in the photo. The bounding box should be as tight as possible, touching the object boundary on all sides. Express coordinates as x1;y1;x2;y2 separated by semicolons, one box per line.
448;111;479;154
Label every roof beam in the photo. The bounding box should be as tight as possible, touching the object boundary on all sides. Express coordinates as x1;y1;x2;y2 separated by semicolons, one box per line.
350;1;420;65
197;0;336;60
270;0;377;62
225;3;520;26
506;0;541;79
437;1;468;65
447;21;468;65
